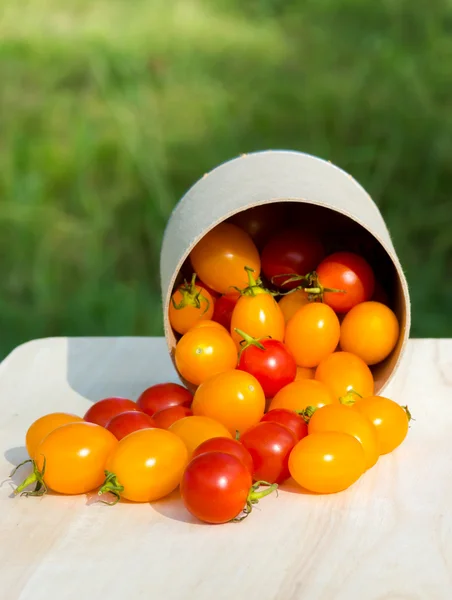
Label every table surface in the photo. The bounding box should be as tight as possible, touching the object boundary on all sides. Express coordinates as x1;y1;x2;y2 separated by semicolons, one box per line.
1;337;451;600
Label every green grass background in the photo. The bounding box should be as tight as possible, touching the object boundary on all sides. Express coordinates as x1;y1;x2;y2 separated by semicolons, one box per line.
1;0;452;358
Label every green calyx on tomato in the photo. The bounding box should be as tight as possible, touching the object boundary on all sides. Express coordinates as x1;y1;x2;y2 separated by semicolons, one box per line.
234;328;269;358
275;271;346;302
297;405;318;423
339;389;363;406
233;267;271;297
402;405;414;423
233;480;278;522
98;470;125;505
11;457;48;497
171;273;210;314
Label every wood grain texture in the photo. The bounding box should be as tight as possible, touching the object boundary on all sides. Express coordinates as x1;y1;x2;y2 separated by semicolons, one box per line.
1;337;451;600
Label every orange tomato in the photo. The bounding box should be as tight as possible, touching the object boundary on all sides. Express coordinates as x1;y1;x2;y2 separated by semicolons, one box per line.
353;396;409;454
289;432;366;493
308;404;379;469
192;370;265;435
284;303;340;367
315;351;374;400
278;290;310;323
295;366;315;380
101;428;188;502
187;320;227;332
340;301;400;365
169;416;232;457
190;223;261;294
175;327;237;386
168;276;214;335
25;412;83;460
269;379;336;412
231;292;285;349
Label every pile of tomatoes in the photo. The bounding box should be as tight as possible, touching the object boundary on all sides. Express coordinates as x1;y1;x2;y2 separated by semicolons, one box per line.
12;206;411;524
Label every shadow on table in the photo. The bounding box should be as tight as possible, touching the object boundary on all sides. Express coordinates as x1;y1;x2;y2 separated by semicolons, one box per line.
66;337;179;403
150;489;208;526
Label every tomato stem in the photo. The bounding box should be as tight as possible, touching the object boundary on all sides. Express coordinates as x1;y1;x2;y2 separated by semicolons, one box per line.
278;271;346;300
98;471;124;505
11;457;48;497
339;389;362;406
171;273;211;314
402;405;414;423
233;481;278;522
235;328;270;358
297;406;317;423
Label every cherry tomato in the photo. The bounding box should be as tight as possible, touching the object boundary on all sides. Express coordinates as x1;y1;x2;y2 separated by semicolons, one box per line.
192;437;254;474
285;303;340;367
190;222;261;294
106;411;157;441
187;319;227;333
269;379;336;412
169;416;232;457
229;204;286;249
289;431;366;493
315;251;375;313
212;291;240;331
237;336;296;398
153;406;193;429
261;228;325;289
25;413;83;460
137;382;193;417
308;404;379;469
175;327;238;386
15;422;118;496
261;409;308;442
84;398;140;428
182;452;271;524
100;428;188;502
168;275;214;335
192;370;265;435
278;290;310;323
241;422;297;484
295;366;315;380
315;351;374;400
353;396;409;454
231;292;285;349
340;301;400;365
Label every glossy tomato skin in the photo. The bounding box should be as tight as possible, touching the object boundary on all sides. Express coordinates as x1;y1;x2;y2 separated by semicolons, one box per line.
289;431;366;494
278;290;310;323
26;413;83;460
308;404;379;469
340;301;400;365
192;437;254;474
175;327;238;386
106;411;157;441
84;398;140;428
269;378;336;413
187;320;227;333
316;251;375;313
137;383;193;417
261;409;308;442
315;351;374;400
36;422;118;494
229;204;286;249
105;428;188;502
261;228;325;289
237;339;296;398
192;370;265;435
168;284;214;335
212;292;240;331
190;223;261;294
240;422;297;484
153;406;193;429
353;396;409;455
181;452;252;524
169;416;232;458
231;293;285;349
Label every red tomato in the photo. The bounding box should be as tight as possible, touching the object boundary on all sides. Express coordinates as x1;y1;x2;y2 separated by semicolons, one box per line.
240;422;297;484
261;228;325;289
192;437;254;474
195;278;221;300
137;383;193;417
212;291;240;330
237;335;296;398
181;452;276;523
229;204;286;249
261;409;308;442
314;251;375;313
106;411;157;440
84;398;140;428
153;406;193;429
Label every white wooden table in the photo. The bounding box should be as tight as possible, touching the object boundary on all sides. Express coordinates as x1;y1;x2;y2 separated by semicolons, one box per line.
1;337;451;600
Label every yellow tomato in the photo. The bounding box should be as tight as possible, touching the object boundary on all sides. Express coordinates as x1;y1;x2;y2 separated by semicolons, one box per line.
269;379;336;412
187;320;227;332
169;416;232;457
278;290;310;323
168;281;214;335
295;366;315;380
192;370;265;435
26;412;83;460
190;223;261;294
353;396;409;455
231;292;285;349
315;351;374;400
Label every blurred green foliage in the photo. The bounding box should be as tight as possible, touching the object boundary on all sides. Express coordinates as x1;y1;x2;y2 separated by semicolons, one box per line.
1;0;452;358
